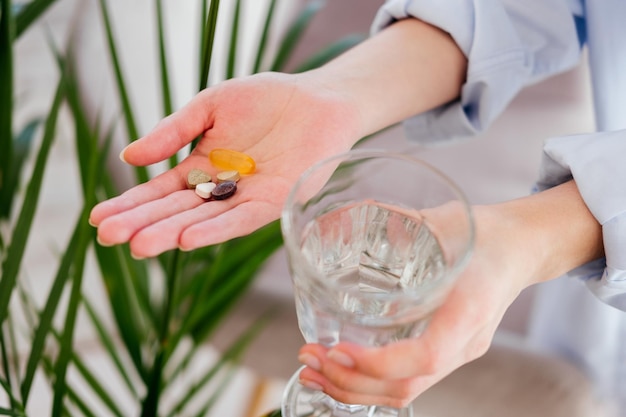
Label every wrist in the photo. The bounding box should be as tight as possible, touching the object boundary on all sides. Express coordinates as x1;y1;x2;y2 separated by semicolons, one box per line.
482;181;603;287
301;18;467;137
469;204;543;293
290;70;365;148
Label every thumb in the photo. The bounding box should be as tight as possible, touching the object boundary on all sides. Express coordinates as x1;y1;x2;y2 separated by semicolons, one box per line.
329;291;482;380
121;89;217;166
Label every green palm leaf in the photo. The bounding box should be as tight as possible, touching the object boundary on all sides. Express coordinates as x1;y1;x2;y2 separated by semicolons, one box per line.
41;355;97;417
0;70;64;328
155;0;177;169
0;120;42;220
97;0;149;184
0;407;25;417
166;312;271;416
155;0;173;117
20;224;80;405
226;0;242;79
270;0;325;72
198;0;221;90
252;0;277;73
0;0;14;222
82;298;140;399
51;120;101;417
0;1;372;415
14;0;60;38
63;335;126;417
165;222;282;359
93;243;150;382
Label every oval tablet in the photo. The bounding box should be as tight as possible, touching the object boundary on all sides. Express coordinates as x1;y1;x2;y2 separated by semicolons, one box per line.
216;170;241;183
209;148;256;175
211;180;237;200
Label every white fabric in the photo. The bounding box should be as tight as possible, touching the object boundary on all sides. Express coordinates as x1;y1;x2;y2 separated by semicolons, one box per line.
371;0;581;141
371;0;626;411
538;131;626;309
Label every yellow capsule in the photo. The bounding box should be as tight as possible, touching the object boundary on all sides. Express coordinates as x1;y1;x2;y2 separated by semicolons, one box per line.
209;148;256;175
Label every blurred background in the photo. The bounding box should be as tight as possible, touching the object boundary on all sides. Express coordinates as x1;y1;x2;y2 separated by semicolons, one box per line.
8;0;604;416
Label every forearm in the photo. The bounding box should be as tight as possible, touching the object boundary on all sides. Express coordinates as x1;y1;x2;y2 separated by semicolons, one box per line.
486;180;604;287
302;18;467;137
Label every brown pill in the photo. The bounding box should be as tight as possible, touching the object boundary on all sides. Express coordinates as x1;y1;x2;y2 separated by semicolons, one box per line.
211;180;237;200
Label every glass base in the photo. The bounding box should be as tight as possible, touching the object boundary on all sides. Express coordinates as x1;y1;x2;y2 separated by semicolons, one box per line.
282;366;413;417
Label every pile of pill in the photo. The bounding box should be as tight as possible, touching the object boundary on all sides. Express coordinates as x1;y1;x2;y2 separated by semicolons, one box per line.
188;168;238;200
186;149;255;201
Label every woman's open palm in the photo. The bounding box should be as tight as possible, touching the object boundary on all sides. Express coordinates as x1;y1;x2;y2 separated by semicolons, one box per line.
89;72;361;258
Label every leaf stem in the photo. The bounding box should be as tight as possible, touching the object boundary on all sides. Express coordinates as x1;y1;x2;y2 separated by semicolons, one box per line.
140;249;183;417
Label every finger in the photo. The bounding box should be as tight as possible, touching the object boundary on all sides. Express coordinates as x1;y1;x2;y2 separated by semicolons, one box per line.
327;291;484;380
327;340;435;381
302;326;499;406
90;168;189;227
128;172;283;257
122;90;217;166
179;200;280;250
96;189;203;247
298;366;421;409
298;355;425;404
299;344;434;402
298;342;467;407
128;196;244;258
298;343;329;371
89;152;214;226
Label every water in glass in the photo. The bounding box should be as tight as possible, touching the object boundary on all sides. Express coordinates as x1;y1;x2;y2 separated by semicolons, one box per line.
294;200;448;348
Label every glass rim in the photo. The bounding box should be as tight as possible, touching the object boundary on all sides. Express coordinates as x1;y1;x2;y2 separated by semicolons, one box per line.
280;148;475;300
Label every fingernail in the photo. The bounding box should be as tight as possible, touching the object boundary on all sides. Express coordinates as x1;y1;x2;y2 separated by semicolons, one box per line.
299;379;323;391
327;350;355;368
298;353;321;371
96;236;113;247
130;252;145;261
88;217;96;227
119;146;129;163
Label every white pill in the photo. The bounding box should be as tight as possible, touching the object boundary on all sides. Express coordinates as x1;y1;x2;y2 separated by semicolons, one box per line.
195;182;216;199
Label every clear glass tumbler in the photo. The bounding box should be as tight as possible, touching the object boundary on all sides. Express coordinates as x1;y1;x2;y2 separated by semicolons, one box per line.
280;149;474;417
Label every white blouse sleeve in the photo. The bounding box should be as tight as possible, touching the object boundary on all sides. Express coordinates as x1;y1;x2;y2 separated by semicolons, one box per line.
537;130;626;311
371;0;583;143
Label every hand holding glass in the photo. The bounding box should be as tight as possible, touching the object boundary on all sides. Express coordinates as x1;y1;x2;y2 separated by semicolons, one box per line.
280;150;474;417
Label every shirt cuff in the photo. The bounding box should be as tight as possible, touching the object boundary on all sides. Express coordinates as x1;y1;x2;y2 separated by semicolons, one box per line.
537;130;626;311
371;0;581;143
